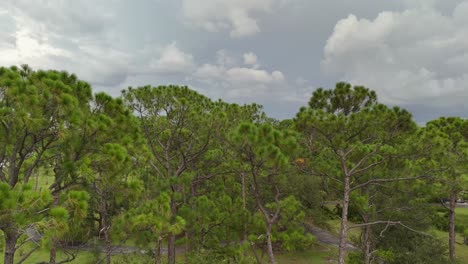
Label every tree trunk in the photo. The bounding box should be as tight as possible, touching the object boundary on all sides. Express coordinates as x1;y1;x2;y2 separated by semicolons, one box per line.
50;192;60;264
338;174;351;264
104;227;111;264
102;210;112;264
361;190;372;264
185;185;192;261
168;233;176;264
251;243;264;264
50;240;57;264
155;236;162;264
3;228;19;264
448;191;457;261
184;231;190;264
241;172;247;243
167;197;177;264
363;222;372;264
265;224;276;264
97;213;103;239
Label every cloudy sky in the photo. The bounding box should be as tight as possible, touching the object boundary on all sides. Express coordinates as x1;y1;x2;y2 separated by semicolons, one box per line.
1;0;467;122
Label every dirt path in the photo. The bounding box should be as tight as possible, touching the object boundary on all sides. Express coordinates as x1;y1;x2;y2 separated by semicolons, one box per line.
304;223;357;250
64;244;185;255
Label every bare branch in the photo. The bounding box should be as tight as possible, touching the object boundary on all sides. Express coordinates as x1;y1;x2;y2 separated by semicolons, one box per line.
350;160;385;177
350;175;427;192
271;185;281;224
149;160;164;178
440;199;450;210
16;245;40;264
348;147;381;176
379;222;391;237
348;220;432;238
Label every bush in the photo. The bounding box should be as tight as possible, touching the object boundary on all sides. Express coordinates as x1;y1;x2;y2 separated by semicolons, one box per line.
374;228;449;264
455;223;466;234
431;212;448;231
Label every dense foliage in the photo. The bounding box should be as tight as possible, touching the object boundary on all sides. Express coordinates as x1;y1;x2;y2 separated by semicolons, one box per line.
0;66;467;264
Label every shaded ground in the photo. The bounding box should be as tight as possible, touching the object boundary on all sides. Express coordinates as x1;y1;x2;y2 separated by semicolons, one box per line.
55;222;356;259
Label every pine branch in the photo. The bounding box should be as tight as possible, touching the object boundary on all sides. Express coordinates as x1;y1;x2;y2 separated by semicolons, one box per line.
350;175;427;192
348;220;432;238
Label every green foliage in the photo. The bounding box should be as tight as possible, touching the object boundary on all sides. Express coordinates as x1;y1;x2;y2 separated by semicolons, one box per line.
307;82;377;116
232;122;298;169
432;211;449;231
378;231;449;264
114;191;185;248
0;182;52;225
418;117;468;193
1;66;467;264
185;249;256;264
248;196;314;253
180;194;246;249
295;82;425;263
272;196;315;251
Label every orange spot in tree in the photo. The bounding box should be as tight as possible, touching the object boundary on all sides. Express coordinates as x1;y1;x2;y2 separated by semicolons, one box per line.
295;158;305;166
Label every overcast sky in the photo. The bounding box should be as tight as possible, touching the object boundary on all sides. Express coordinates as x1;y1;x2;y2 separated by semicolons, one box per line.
1;0;467;122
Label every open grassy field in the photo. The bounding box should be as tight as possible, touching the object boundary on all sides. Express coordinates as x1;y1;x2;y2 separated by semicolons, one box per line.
456;207;468;230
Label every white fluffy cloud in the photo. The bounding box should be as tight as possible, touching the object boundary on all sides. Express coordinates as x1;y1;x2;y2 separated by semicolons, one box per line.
0;1;197;89
181;0;285;38
226;67;284;83
243;52;258;65
194;51;284;84
2;0;465;120
193;51;289;100
322;2;468;108
194;64;225;80
0;0;133;87
151;42;195;74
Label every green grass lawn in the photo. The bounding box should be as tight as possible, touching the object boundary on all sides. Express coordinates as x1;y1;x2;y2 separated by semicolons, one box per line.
456;207;468;228
431;228;468;264
432;207;468;263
